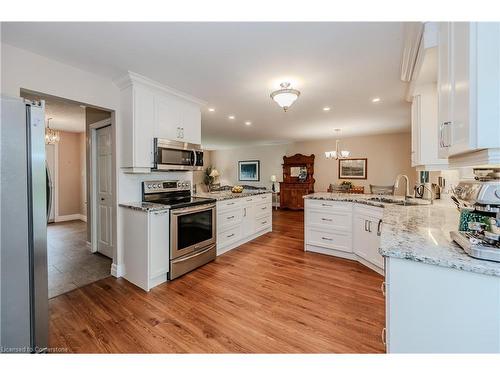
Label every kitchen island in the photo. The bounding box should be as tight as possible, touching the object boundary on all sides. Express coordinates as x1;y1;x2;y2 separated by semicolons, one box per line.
195;190;273;255
304;192;500;353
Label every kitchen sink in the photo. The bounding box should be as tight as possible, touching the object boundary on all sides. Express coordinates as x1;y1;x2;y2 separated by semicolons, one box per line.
367;197;428;206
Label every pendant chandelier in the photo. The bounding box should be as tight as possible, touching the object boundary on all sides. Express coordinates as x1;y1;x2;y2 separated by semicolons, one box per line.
325;129;350;160
270;82;300;112
45;118;60;145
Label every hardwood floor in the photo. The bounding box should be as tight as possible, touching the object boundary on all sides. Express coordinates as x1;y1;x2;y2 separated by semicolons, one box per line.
48;209;385;353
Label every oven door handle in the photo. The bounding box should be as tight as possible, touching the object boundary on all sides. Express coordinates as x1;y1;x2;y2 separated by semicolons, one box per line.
171;203;216;216
171;244;216;264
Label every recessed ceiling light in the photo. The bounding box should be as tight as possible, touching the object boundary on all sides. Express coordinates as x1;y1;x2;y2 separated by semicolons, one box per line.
372;97;381;103
228;115;235;120
244;121;252;126
323;107;331;111
208;108;215;112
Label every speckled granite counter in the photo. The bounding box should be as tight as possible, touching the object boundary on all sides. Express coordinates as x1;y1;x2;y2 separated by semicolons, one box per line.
304;192;500;277
194;190;271;201
119;202;170;212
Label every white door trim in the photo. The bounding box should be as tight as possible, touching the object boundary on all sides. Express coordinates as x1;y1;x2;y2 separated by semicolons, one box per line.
89;118;113;256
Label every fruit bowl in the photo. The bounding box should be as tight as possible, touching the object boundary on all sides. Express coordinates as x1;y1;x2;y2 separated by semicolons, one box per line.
231;185;244;193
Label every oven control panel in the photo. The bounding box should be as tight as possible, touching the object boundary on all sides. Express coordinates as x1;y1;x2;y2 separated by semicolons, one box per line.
143;180;191;194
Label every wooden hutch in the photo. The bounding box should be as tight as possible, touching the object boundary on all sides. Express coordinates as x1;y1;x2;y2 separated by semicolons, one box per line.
279;154;315;210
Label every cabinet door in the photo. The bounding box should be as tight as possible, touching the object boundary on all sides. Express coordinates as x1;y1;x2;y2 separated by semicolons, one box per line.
241;204;255;237
134;85;156;168
154;94;181;141
353;214;370;259
181;102;202;145
411;95;421;166
149;211;170;280
437;22;452;159
366;219;384;269
449;22;472;156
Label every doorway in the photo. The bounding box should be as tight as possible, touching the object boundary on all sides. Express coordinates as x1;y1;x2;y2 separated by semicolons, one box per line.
21;89;115;298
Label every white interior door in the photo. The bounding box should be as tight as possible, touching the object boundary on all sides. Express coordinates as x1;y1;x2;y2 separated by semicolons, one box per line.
45;144;56;223
96;125;113;258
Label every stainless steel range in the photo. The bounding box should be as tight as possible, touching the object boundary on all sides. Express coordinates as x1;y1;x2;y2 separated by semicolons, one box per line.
142;180;217;280
450;169;500;262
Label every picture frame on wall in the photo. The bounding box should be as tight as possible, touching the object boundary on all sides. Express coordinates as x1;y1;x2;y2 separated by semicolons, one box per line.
238;160;260;181
338;158;367;179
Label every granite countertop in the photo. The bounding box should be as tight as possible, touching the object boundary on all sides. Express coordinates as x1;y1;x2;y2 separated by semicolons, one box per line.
194;189;272;201
119;202;170;212
304;192;500;277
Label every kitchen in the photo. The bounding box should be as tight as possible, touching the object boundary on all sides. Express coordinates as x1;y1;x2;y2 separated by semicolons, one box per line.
1;17;500;364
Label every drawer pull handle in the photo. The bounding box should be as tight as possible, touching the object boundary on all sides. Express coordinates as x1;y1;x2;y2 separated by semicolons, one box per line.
321;218;333;222
261;206;267;210
227;233;235;238
321;203;332;207
247;199;252;201
261;221;267;224
377;219;383;236
227;202;235;205
321;236;333;241
381;327;387;346
227;215;235;219
368;221;372;233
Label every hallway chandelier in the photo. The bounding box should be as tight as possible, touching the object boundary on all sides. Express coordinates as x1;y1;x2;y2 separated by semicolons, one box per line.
45;117;60;144
325;129;350;160
270;82;300;112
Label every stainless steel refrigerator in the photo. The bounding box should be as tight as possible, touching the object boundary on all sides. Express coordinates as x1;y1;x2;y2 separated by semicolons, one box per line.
1;95;49;353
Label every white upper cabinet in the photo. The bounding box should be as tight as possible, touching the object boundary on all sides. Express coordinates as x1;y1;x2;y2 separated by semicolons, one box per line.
405;23;448;170
154;94;202;145
411;84;449;169
115;72;205;173
438;22;500;166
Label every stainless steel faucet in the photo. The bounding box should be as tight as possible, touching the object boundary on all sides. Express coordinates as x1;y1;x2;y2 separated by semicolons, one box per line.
394;174;411;199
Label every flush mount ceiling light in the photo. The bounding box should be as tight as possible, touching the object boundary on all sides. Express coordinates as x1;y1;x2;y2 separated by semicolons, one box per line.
325;129;350;160
244;121;252;126
372;97;381;103
323;107;331;111
228;115;235;120
270;82;300;112
208;108;215;112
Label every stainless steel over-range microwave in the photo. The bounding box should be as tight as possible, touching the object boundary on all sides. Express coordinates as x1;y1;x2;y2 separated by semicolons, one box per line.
153;138;204;171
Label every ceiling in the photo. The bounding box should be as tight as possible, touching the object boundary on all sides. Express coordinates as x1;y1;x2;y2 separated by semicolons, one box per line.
2;22;410;148
22;91;86;132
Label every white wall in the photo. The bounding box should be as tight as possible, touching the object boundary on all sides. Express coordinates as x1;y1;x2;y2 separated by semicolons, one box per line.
210;133;416;195
208;144;289;190
0;43;187;274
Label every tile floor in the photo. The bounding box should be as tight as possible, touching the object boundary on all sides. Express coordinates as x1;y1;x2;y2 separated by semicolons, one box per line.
47;220;111;298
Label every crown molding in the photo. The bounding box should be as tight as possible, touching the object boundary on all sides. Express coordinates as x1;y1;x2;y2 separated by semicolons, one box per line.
113;71;207;106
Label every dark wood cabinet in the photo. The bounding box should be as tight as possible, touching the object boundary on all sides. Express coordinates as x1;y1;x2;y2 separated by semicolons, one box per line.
279;154;315;210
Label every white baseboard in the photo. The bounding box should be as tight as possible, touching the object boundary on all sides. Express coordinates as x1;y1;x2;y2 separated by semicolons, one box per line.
55;213;87;223
111;263;125;278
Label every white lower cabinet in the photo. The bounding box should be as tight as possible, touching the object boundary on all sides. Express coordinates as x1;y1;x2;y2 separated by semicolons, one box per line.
385;257;500;353
352;204;384;270
216;193;272;255
304;199;384;275
122;208;170;291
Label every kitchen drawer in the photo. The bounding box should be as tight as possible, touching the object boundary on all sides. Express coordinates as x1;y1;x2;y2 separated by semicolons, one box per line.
306;227;352;253
255;214;272;232
218;225;242;248
307;209;352;232
217;199;241;212
217;207;242;231
306;199;352;212
255;193;272;204
255;201;271;218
